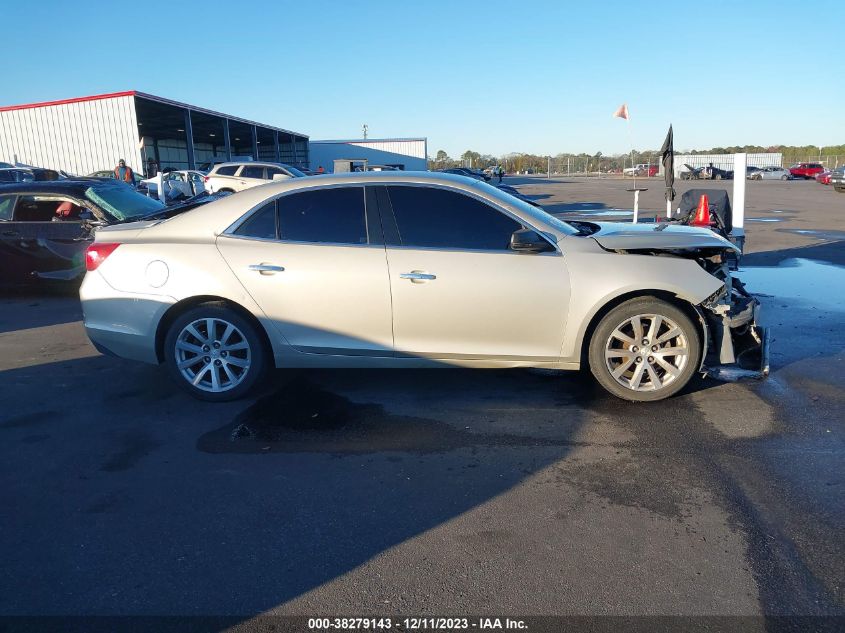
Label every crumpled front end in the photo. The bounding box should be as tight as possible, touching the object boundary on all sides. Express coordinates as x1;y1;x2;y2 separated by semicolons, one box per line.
700;266;770;378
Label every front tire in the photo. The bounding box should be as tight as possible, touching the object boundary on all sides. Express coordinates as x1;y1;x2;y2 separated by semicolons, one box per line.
164;303;268;401
781;175;788;181
588;297;702;402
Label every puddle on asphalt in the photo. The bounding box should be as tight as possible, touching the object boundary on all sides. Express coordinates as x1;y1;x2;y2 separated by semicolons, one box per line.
708;366;768;382
782;229;845;241
740;258;845;312
576;209;634;217
197;376;579;454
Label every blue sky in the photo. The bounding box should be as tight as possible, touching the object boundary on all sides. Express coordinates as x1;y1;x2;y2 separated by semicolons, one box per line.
3;1;841;157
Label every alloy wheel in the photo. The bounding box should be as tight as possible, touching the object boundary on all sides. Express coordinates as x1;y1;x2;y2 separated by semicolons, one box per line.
174;317;251;393
604;314;689;392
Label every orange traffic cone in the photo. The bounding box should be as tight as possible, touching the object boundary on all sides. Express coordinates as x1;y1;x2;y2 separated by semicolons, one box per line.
691;193;711;227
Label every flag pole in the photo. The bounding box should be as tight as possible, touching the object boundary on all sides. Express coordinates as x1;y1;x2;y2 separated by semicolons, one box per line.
615;103;644;223
628;117;636;191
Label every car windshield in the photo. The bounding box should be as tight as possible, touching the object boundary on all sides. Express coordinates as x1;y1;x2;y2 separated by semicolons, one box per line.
474;181;578;236
84;182;164;221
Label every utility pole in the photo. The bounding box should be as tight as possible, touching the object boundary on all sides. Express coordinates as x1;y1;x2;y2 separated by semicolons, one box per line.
362;124;368;140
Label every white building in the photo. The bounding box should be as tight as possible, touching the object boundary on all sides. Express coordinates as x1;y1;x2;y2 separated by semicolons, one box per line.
309;138;427;172
0;90;309;175
672;152;782;177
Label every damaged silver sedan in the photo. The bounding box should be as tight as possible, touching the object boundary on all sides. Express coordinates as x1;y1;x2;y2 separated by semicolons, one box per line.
79;172;768;402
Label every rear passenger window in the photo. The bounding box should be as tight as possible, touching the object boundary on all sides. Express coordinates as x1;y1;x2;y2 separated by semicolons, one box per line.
215;165;238;176
278;187;366;244
386;186;521;250
234;202;277;239
241;166;264;179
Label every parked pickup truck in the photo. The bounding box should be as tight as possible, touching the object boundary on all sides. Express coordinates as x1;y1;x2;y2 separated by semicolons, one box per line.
788;162;825;179
623;163;658;177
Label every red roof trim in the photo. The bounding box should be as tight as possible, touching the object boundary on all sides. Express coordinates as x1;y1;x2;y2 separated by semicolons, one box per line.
0;91;137;113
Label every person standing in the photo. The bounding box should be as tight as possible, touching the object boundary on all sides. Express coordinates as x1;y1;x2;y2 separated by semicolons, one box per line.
145;157;159;179
317;165;325;174
114;159;134;184
497;165;504;183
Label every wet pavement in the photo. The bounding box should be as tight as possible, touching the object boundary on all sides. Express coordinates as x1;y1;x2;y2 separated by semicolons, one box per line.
0;179;843;623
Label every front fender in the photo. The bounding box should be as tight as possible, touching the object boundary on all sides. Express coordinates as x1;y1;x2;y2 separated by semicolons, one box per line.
560;251;724;363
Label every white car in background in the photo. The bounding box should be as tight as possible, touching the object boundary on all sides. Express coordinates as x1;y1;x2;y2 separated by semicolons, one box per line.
749;166;791;181
203;162;306;194
141;170;206;201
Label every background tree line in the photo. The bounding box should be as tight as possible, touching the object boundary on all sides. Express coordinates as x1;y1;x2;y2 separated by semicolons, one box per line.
428;144;845;173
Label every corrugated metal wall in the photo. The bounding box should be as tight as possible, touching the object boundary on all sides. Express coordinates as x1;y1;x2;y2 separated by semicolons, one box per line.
346;139;426;159
0;95;142;175
309;139;427;172
673;152;783;176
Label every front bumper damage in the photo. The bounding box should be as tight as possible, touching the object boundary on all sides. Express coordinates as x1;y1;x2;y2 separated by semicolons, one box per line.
700;273;770;379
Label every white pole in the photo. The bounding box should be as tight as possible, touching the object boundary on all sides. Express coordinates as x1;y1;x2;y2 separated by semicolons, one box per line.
733;152;747;252
665;198;672;219
633;190;640;224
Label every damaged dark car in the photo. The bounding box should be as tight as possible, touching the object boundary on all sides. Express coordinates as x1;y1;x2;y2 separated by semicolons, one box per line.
0;180;219;285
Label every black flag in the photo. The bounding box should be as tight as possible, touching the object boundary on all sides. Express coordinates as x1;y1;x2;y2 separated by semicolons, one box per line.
660;124;675;202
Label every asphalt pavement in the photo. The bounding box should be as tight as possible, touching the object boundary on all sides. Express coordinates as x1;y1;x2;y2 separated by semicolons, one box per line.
0;177;842;628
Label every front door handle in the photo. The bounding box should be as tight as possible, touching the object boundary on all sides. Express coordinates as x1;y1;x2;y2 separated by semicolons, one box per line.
400;271;436;283
248;263;285;275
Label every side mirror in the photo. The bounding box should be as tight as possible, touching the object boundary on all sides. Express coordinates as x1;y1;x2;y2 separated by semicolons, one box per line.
510;228;553;253
272;173;291;181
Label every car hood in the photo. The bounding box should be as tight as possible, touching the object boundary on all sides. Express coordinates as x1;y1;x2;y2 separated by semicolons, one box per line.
589;221;740;253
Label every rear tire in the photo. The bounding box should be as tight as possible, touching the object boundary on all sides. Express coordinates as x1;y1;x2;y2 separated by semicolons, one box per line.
588;297;702;402
164;303;268;401
781;175;788;181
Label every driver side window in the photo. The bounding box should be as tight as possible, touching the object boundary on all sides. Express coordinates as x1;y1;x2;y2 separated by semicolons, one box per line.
385;186;522;250
0;195;14;221
13;196;83;222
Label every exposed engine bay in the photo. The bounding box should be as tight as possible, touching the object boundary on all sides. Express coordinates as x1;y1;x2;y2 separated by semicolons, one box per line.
577;220;770;379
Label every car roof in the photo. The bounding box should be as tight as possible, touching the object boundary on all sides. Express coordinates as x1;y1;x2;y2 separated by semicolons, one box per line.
212;161;295;169
0;178;122;195
140;171;522;240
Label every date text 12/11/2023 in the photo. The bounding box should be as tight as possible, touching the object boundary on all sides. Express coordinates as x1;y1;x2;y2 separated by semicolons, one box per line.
307;617;528;630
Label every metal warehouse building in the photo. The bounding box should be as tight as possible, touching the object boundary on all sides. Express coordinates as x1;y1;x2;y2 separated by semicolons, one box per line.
309;138;427;172
0;91;309;175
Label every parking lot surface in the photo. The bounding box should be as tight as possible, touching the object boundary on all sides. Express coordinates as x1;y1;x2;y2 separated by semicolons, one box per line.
1;177;843;623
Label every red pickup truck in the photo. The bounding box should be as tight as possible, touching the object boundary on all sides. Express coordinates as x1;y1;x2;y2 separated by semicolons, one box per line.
789;162;825;179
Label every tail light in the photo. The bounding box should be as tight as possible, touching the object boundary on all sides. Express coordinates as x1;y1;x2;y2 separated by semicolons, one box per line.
203;176;209;183
85;243;120;271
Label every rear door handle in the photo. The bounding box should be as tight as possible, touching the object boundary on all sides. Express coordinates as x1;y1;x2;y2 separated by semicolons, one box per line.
248;263;285;275
2;230;19;237
400;271;436;282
